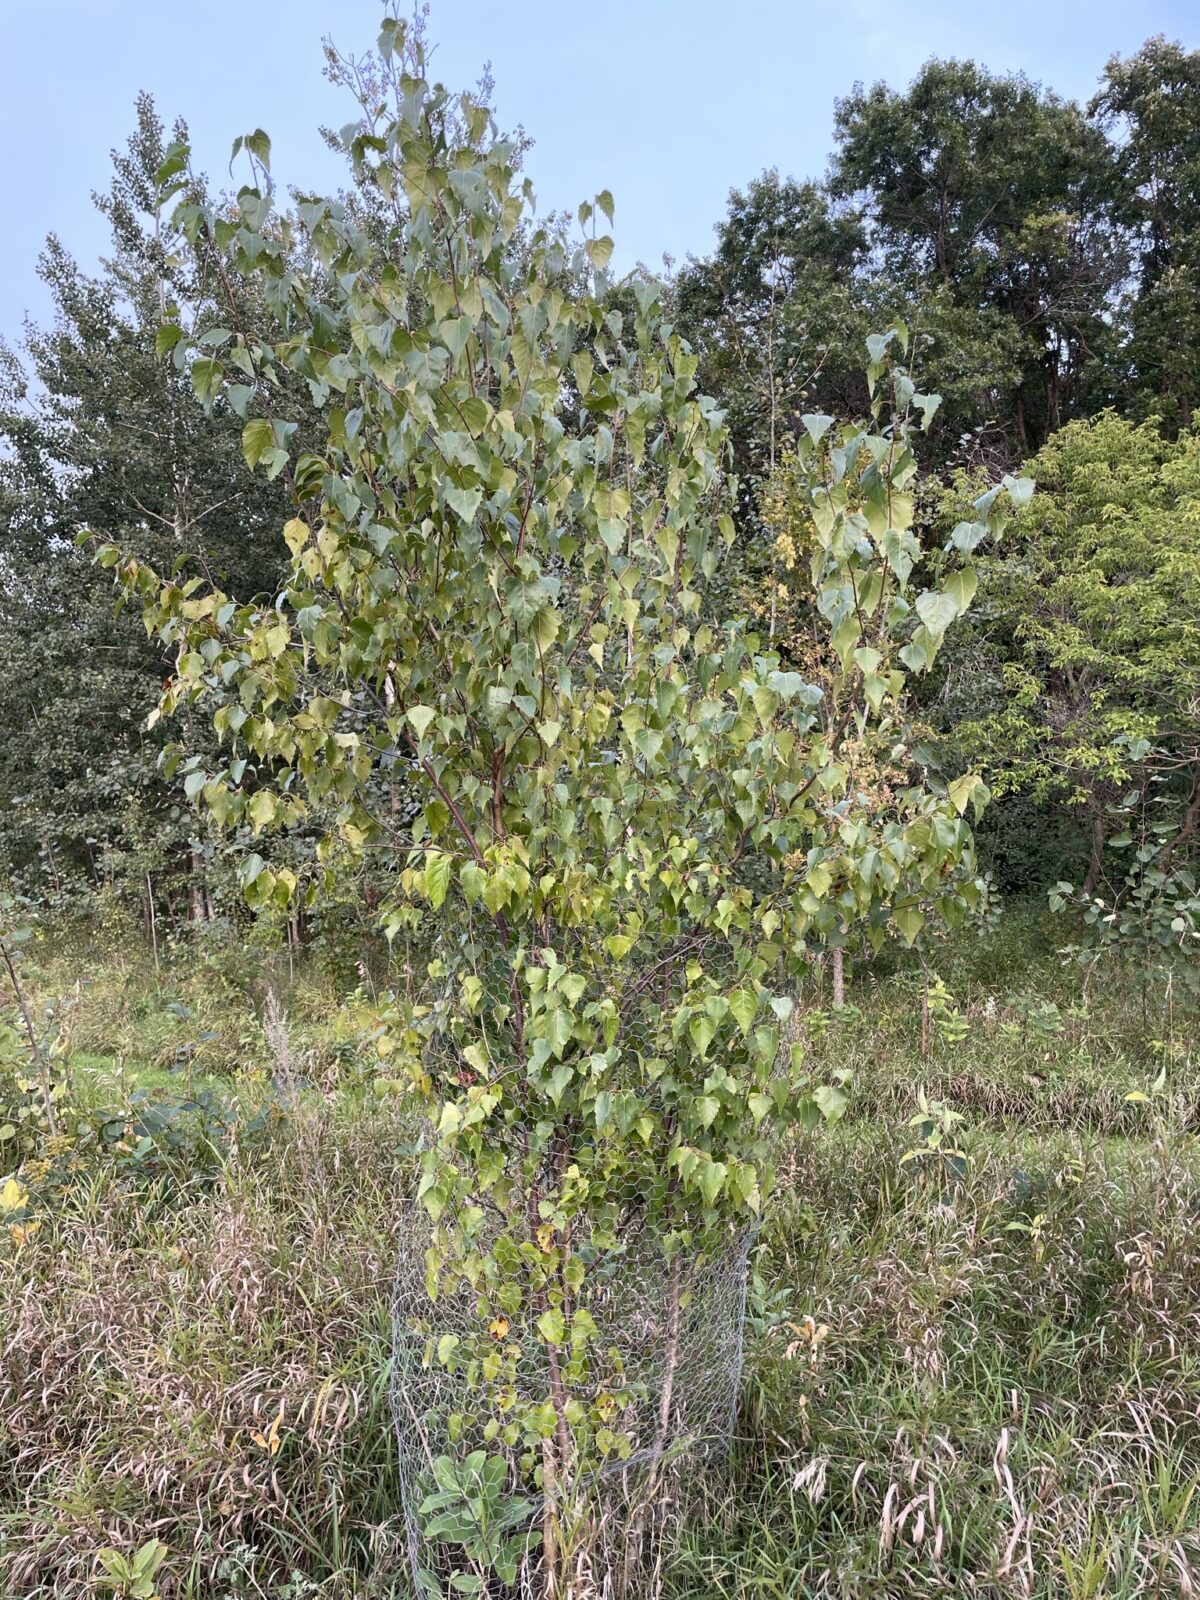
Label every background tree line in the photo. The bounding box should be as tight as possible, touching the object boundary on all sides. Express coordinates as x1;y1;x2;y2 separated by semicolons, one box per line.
1;36;1197;954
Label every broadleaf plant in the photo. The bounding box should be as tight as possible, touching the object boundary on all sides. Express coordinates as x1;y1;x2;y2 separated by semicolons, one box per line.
98;11;1028;1590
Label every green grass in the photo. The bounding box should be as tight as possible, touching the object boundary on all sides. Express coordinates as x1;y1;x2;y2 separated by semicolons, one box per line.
2;914;1198;1598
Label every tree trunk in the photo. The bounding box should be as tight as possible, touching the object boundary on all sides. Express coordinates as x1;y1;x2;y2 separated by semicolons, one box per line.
1082;802;1106;896
189;849;208;924
1160;777;1200;868
146;873;160;973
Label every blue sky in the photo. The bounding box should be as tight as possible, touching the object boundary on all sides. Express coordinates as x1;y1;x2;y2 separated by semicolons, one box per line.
2;0;1197;346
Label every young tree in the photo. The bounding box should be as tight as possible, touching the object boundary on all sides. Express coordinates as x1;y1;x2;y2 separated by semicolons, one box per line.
103;17;1018;1591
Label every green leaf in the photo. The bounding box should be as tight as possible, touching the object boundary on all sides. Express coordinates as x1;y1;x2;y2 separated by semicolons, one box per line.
426;851;452;909
942;567;977;616
530;604;559;650
767;670;817;702
459;395;490;433
545;1008;573;1060
949;520;988;554
801;413;836;447
947;772;988;817
585;236;614;272
155;323;184;361
507;578;549;631
899;636;929;673
634;727;664;765
191;357;223;408
460;861;486;904
697;1159;726;1207
894;904;925;946
695;1095;720;1129
914;590;958;638
241;853;266;886
445;484;483;523
407;705;436;741
245;127;271;170
536;1308;566;1344
882;528;919;583
242;417;274;469
247;789;276;833
1002;474;1035;508
813;1083;848;1122
689;1013;716;1055
728;988;757;1035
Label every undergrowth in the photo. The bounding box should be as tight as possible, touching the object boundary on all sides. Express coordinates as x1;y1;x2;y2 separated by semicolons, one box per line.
1;909;1197;1597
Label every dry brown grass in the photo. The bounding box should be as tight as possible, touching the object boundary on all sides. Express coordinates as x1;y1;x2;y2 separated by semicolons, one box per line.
1;1099;411;1598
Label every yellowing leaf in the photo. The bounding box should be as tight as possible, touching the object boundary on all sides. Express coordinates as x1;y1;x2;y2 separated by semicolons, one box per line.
247;790;276;835
252;1402;285;1457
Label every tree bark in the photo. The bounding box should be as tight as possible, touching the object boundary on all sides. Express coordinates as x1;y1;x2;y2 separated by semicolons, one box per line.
1082;802;1106;896
1160;777;1200;868
146;873;160;973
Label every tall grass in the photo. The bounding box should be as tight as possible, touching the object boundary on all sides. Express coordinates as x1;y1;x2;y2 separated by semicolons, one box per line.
1;1097;411;1597
670;1122;1200;1597
2;915;1197;1597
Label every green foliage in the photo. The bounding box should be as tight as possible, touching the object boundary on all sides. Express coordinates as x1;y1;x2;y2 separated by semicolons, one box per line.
1092;38;1200;432
0;893;68;1159
4;27;1200;949
830;58;1125;457
6;6;1200;1594
674;172;868;494
924;976;969;1048
755;384;1027;966
95;1538;168;1600
0;94;297;929
1053;852;1200;981
417;1452;539;1593
679;55;1136;498
943;413;1200;936
900;1085;969;1179
1;928;1197;1597
0;907;307;1229
93;17;1022;1585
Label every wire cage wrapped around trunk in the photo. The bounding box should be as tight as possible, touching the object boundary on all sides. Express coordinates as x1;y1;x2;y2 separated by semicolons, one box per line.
390;1130;754;1596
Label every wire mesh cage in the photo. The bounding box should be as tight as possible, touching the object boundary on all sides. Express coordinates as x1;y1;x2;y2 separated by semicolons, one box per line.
390;1112;755;1596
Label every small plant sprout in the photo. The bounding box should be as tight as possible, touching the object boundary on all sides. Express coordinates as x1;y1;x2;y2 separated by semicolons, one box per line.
95;1539;168;1600
901;1088;969;1182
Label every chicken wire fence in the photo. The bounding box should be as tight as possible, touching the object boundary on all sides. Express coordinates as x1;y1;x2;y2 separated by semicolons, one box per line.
389;993;758;1595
